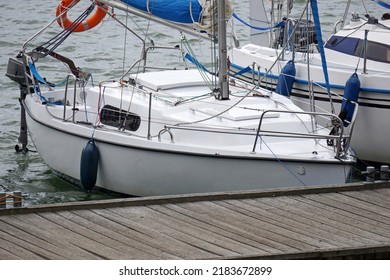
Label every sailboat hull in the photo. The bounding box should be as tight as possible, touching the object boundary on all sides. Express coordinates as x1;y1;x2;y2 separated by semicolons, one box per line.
25;96;352;196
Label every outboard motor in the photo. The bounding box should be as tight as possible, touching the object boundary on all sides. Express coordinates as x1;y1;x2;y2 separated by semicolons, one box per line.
6;56;30;153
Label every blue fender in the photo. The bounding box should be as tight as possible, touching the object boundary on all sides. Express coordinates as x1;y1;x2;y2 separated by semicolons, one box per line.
80;139;99;192
275;60;296;97
340;73;360;126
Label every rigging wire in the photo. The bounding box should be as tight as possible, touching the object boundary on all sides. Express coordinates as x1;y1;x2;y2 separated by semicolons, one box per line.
181;35;213;87
35;3;95;56
257;135;307;186
362;0;369;15
119;8;130;130
122;9;153;130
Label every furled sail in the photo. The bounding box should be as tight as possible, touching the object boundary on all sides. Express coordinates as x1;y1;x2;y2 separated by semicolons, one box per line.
101;0;233;35
118;0;203;23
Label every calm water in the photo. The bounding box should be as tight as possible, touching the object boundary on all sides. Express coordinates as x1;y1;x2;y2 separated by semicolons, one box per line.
0;0;384;205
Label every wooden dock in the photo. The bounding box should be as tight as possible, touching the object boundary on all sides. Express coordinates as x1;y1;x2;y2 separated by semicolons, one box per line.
0;182;389;260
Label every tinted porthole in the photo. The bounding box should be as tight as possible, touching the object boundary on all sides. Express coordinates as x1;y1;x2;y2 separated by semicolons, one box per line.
100;105;141;131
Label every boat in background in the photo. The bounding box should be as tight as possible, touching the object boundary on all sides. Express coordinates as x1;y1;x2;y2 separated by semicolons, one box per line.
5;0;355;196
229;0;390;163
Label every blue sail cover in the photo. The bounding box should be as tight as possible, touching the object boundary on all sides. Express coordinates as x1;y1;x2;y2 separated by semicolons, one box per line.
119;0;203;23
372;0;390;9
310;0;331;97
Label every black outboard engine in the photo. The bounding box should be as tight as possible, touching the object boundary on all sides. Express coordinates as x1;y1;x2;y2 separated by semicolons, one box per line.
279;19;318;52
6;55;30;153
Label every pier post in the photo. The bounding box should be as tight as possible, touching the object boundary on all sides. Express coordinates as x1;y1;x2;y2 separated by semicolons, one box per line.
366;166;375;182
380;165;389;181
0;192;6;209
13;191;22;208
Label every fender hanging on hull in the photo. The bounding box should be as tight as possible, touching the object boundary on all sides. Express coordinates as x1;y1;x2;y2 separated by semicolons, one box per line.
80;139;99;192
275;60;296;97
340;73;360;127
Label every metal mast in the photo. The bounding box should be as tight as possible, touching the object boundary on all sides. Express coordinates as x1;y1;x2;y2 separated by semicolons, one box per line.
217;0;230;100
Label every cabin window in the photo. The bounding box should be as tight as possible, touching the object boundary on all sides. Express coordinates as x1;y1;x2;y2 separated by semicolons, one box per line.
354;40;390;63
325;35;390;64
325;35;360;55
100;105;141;131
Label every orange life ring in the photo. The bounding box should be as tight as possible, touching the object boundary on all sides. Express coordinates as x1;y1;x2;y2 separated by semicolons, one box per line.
56;0;108;32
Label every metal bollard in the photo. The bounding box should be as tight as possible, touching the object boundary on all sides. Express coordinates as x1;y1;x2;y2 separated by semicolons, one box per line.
13;191;22;208
366;166;375;182
0;192;6;209
380;165;389;181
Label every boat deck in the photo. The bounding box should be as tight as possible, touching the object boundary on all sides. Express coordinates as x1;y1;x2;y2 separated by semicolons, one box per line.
0;182;389;259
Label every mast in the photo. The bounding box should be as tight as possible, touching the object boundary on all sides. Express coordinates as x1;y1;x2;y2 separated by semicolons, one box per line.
217;0;230;100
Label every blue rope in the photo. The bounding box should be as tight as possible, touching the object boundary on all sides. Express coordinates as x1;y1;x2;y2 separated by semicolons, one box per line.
184;53;209;72
372;0;390;9
232;66;252;77
29;63;66;87
31;83;63;105
29;62;65;105
232;12;285;31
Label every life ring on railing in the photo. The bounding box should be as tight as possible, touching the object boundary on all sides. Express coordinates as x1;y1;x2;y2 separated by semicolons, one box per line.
56;0;108;32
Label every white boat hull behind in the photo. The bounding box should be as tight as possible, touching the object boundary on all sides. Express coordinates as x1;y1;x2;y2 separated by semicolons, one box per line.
229;41;390;163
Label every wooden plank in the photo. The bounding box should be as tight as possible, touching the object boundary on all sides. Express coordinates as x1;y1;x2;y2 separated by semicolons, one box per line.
293;195;390;234
342;190;390;209
160;202;292;254
0;237;37;260
147;203;275;255
307;193;390;225
280;194;390;242
373;188;390;196
0;222;64;259
355;189;390;202
245;197;374;246
68;209;179;259
109;205;254;258
216;199;360;248
319;192;390;218
37;212;133;259
0;246;22;260
0;214;101;259
93;208;219;259
178;200;336;251
211;199;357;248
256;196;390;244
56;210;161;259
242;197;369;246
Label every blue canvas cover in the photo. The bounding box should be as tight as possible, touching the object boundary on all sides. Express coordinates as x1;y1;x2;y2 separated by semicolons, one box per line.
119;0;203;23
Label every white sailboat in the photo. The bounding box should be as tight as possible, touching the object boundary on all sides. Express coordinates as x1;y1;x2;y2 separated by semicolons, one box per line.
6;0;355;196
229;0;390;163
